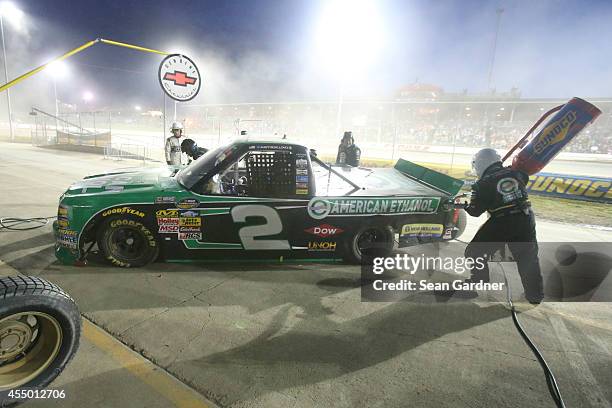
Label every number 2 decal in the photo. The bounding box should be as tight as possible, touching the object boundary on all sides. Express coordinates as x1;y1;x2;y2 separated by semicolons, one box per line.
231;205;291;250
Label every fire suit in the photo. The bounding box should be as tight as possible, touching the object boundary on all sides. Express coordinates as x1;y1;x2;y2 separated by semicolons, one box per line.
336;145;361;167
464;162;543;302
165;136;182;166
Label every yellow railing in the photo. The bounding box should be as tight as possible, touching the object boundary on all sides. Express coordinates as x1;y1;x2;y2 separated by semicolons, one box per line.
0;38;170;93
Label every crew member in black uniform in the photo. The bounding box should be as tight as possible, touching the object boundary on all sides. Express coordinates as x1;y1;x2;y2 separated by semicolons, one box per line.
336;131;361;167
180;138;208;163
463;148;543;304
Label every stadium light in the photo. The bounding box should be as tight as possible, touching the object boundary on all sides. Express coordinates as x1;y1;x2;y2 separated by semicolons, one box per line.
314;0;385;74
0;2;24;30
82;91;94;102
134;105;141;111
46;60;68;78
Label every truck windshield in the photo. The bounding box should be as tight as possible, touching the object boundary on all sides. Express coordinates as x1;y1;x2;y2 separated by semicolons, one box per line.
176;143;233;189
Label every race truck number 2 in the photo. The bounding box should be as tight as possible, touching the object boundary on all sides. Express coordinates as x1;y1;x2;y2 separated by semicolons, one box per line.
230;205;291;250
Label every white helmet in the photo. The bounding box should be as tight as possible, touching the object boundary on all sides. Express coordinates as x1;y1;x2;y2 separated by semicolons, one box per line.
472;148;501;178
170;121;184;131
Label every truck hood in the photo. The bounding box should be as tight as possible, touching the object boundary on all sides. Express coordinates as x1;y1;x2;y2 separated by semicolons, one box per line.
64;166;179;196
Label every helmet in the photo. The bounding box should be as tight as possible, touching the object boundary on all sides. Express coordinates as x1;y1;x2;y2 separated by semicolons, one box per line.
170;121;183;131
342;131;354;145
180;138;196;155
472;148;501;178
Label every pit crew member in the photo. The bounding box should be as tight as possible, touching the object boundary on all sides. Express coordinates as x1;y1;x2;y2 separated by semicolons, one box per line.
165;121;184;165
336;131;361;167
463;148;544;304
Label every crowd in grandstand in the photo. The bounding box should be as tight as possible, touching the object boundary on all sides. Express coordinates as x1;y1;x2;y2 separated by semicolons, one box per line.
396;122;611;154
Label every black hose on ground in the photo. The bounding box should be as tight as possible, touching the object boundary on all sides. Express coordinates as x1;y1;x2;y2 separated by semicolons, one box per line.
0;216;56;231
499;264;566;408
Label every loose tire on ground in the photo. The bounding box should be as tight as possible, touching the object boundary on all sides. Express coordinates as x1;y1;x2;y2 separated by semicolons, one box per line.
343;222;395;264
0;276;80;405
97;217;159;268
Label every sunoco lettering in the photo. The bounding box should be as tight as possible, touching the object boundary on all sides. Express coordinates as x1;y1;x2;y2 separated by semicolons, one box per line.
534;111;577;154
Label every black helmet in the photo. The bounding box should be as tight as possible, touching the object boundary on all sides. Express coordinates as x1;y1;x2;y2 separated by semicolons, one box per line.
181;138;197;155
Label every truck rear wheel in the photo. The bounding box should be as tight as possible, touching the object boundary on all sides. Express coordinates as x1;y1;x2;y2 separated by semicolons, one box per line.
98;217;159;268
343;222;394;264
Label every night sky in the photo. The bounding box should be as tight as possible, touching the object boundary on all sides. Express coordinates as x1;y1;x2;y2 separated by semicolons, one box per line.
2;0;612;112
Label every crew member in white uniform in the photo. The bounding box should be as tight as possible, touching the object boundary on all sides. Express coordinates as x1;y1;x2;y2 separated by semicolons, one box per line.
165;121;184;165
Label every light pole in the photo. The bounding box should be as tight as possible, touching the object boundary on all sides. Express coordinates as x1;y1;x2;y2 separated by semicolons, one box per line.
314;0;385;139
0;2;23;142
0;14;12;141
487;7;504;92
47;60;67;135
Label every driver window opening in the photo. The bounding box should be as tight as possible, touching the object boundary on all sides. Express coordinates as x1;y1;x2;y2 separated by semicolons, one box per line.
202;150;297;198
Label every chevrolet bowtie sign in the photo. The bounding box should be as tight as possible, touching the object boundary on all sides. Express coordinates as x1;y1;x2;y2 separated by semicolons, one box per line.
158;54;201;101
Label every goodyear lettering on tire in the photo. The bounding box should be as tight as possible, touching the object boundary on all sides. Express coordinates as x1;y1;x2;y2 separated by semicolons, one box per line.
109;219;156;247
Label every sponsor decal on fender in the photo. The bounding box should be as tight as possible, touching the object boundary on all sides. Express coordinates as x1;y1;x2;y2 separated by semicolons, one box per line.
158;225;179;233
177;198;200;209
179;232;202;240
443;227;453;239
58;205;69;217
307;196;440;220
155;196;176;204
179;226;200;233
180;210;199;217
57;229;78;249
102;206;145;218
296;188;309;195
179;217;201;227
307;241;337;252
400;223;443;238
156;209;179;218
57;218;70;228
157;217;179;226
305;224;344;238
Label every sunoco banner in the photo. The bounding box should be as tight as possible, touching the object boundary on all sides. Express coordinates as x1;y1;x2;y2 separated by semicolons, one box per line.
526;172;612;203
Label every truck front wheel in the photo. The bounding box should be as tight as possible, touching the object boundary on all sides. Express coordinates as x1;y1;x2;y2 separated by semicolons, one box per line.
343;222;395;264
98;217;159;268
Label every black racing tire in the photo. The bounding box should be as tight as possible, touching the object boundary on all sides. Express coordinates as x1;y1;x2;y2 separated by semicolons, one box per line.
343;222;395;264
97;217;159;268
0;276;80;406
451;209;467;240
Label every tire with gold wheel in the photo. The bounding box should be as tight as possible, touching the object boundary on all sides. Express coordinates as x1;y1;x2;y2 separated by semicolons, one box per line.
0;276;80;405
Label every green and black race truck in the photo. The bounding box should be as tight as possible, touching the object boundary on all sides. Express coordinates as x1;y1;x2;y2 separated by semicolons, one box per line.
54;140;466;267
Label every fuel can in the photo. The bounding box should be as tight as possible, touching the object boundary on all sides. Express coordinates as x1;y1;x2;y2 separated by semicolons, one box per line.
512;97;601;175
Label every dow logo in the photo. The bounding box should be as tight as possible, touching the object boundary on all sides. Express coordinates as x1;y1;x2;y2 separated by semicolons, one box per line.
305;224;344;237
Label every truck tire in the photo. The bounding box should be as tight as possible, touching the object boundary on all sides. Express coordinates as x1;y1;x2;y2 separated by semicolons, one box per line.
98;217;159;268
0;276;80;405
343;222;395;264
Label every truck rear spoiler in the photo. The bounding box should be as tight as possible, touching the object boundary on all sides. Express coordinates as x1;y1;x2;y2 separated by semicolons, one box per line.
394;159;464;196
